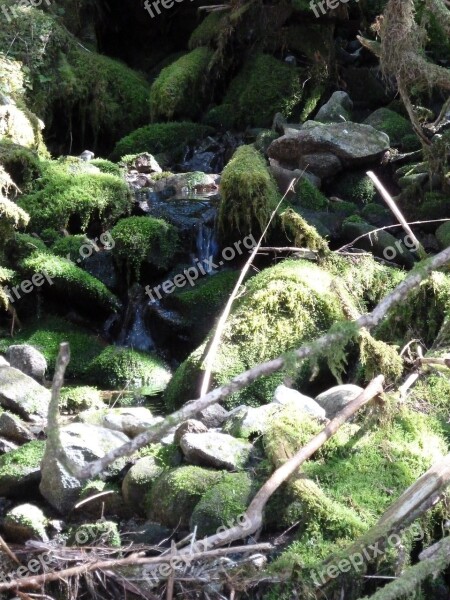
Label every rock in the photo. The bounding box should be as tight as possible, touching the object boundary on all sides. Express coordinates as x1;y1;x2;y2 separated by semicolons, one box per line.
0;356;9;367
71;520;121;547
3;503;48;543
83;250;118;291
180;432;254;471
126;152;162;174
0;105;37;148
273;385;326;420
0;441;45;497
195;404;229;428
6;344;47;382
78;407;163;437
174;420;208;445
315;91;353;124
272;112;287;135
0;366;50;421
0;438;18;453
268;122;390;169
298;152;343;179
269;158;321;196
122;456;164;513
79;150;95;161
364;108;413;147
39;423;129;513
0;412;34;443
123;520;172;546
222;404;278;438
315;384;364;418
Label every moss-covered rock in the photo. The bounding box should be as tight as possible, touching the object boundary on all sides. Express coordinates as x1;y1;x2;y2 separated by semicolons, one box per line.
146;466;224;528
87;346;171;392
364;108;414;148
436;221;450;249
70;520;121;547
332;170;378;205
51;234;91;260
0;191;29;254
0;440;45;497
295;177;329;211
3;503;48;543
60;386;104;413
0;142;42;191
188;12;226;49
122;456;165;514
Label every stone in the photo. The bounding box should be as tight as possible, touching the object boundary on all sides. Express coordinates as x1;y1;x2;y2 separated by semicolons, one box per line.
0;441;45;497
273;385;326;420
123;520;172;546
0;438;18;453
174;419;208;445
0;366;50;421
122;456;164;513
0;412;34;443
272;112;287;135
315;91;353;124
79;150;95;161
126;152;162;174
40;423;129;513
315;384;364;419
180;432;254;471
268;122;390;169
195;404;229;428
78;407;163;438
222;404;279;438
6;344;47;382
298;152;343;179
0;356;9;367
269;158;321;196
3;503;48;543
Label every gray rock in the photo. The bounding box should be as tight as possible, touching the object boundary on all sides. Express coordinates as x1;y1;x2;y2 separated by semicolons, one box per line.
40;423;129;513
174;419;208;445
79;150;95;161
3;503;48;543
6;344;47;382
0;412;34;443
180;432;254;471
315;91;353;124
268;122;389;169
0;366;50;421
0;356;9;367
269;158;321;196
122;456;164;513
273;385;326;420
125;152;162;174
298;152;343;179
315;384;364;418
272;112;287;135
0;438;18;453
195;403;229;428
78;407;163;438
222;404;279;438
0;440;45;497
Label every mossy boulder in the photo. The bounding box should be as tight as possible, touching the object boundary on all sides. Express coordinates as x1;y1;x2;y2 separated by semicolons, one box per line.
150;48;213;121
364;108;414;148
3;503;48;543
89;159;123;177
60;386;104;413
332;170;378;205
146;466;224;528
188;12;226;49
295;177;329;210
0;142;42;191
122;456;165;514
0;440;45;497
51;234;91;261
436;221;450;249
70;521;121;547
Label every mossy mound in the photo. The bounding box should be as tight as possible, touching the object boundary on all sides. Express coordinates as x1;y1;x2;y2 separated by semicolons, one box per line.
20;250;120;314
332;170;378;205
18;160;131;232
4;232;47;266
69;521;121;548
60;386;104;413
90;159;123;177
111;122;214;162
0;142;42;191
295;178;329;210
436;221;450;249
51;234;91;261
364;108;414;148
87;346;172;392
0;192;30;253
413;191;450;221
150;48;213;121
218;145;279;242
0;440;45;497
146;466;224;528
188;12;226;49
111;216;179;280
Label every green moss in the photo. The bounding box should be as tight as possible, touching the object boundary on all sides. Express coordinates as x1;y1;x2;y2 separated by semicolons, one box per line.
90;159;123;177
4;503;47;540
0;141;42;191
0;187;29;251
147;466;224;528
21;250;120;313
0;440;44;481
0;265;15;310
295;178;329;210
435;221;450;249
280;208;329;252
333;170;378;205
365;108;414;147
111;216;178;280
149;48;213;121
60;386;104;413
70;521;121;547
111;122;214;162
254;129;279;154
18;160;131;232
218;145;279;241
414;192;450;220
188;12;226;49
87;346;172;392
4;233;46;267
203;104;237;130
361;202;388;222
51;234;90;260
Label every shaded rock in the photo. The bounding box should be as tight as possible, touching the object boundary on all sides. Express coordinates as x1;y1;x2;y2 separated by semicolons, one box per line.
315;91;353;124
123;520;172;546
298;152;343;179
364;108;413;147
78;407;163;437
126;152;162;174
195;404;229;428
6;344;47;382
222;404;278;438
40;424;129;513
274;385;326;420
0;412;34;443
180;432;254;470
0;441;45;497
3;503;48;543
0;438;18;454
174;420;208;445
122;456;164;514
0;367;50;421
83;250;118;291
272;112;287;135
315;384;364;419
269;158;321;196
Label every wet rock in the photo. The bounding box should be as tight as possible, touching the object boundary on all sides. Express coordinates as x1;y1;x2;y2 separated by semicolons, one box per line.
180;432;254;470
298;152;343;179
195;404;229;428
315;91;353;124
0;412;34;443
0;366;50;421
122;456;164;513
6;344;47;383
274;385;326;420
83;250;118;291
174;420;208;445
315;384;364;419
3;503;48;543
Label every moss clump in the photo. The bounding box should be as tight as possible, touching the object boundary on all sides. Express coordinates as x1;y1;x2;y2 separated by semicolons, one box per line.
190;472;255;536
188;12;226;49
280;209;329;252
220;53;303;128
87;346;172;392
254;130;279;154
364;108;414;147
0;440;44;494
90;159;123;177
21;250;120;313
60;386;104;413
147;466;224;528
414;191;450;220
0;141;42;191
111;216;178;280
70;521;121;547
333;170;378;205
218;145;279;241
436;221;450;249
149;48;213;121
0;186;29;252
0;266;15;310
295;178;329;210
4;503;47;541
203;104;236;130
51;234;90;260
111;122;214;162
5;233;47;264
18;160;131;232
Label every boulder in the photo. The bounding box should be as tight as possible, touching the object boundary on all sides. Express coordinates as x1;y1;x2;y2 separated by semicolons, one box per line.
0;356;9;367
0;366;50;421
274;385;326;420
174;420;208;445
3;503;48;543
195;404;229;428
298;152;343;179
180;432;254;470
126;152;162;174
78;407;163;438
6;344;47;382
0;441;45;497
0;412;34;443
315;384;364;419
222;404;279;438
122;456;164;514
315;91;353;124
40;423;129;513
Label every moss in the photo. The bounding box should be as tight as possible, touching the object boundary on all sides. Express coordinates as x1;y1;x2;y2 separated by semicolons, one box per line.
0;440;44;481
111;216;178;280
361;202;389;223
60;386;104;413
111;122;214;162
435;221;450;249
331;200;360;217
4;232;47;264
188;12;226;49
358;330;403;382
218;145;279;241
0;188;29;251
365;108;414;147
18;160;131;232
21;250;120;313
90;159;123;177
280;208;329;252
149;48;213;121
190;472;255;536
254;129;279;154
4;503;47;541
87;346;172;392
0;266;15;310
220;53;303;128
333;170;378;205
414;191;450;220
70;521;121;547
51;234;90;260
295;178;329;210
146;466;224;528
203;104;237;130
0;141;42;191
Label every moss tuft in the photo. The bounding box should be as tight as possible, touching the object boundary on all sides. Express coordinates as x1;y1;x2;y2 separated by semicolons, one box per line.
333;170;378;205
280;208;329;252
188;13;226;49
295;178;329;210
60;386;104;413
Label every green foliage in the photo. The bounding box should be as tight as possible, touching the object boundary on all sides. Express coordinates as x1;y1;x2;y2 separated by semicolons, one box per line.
295;178;329;210
18;160;131;232
111;122;214;162
0;440;44;482
111;216;178;280
90;159;123;177
149;48;213;121
51;234;90;260
87;346;172;391
0;265;15;309
188;12;226;49
218;145;279;240
60;386;104;413
333;170;378;205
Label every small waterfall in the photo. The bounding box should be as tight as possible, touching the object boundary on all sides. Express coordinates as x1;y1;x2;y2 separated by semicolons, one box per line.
117;286;155;352
194;220;219;273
